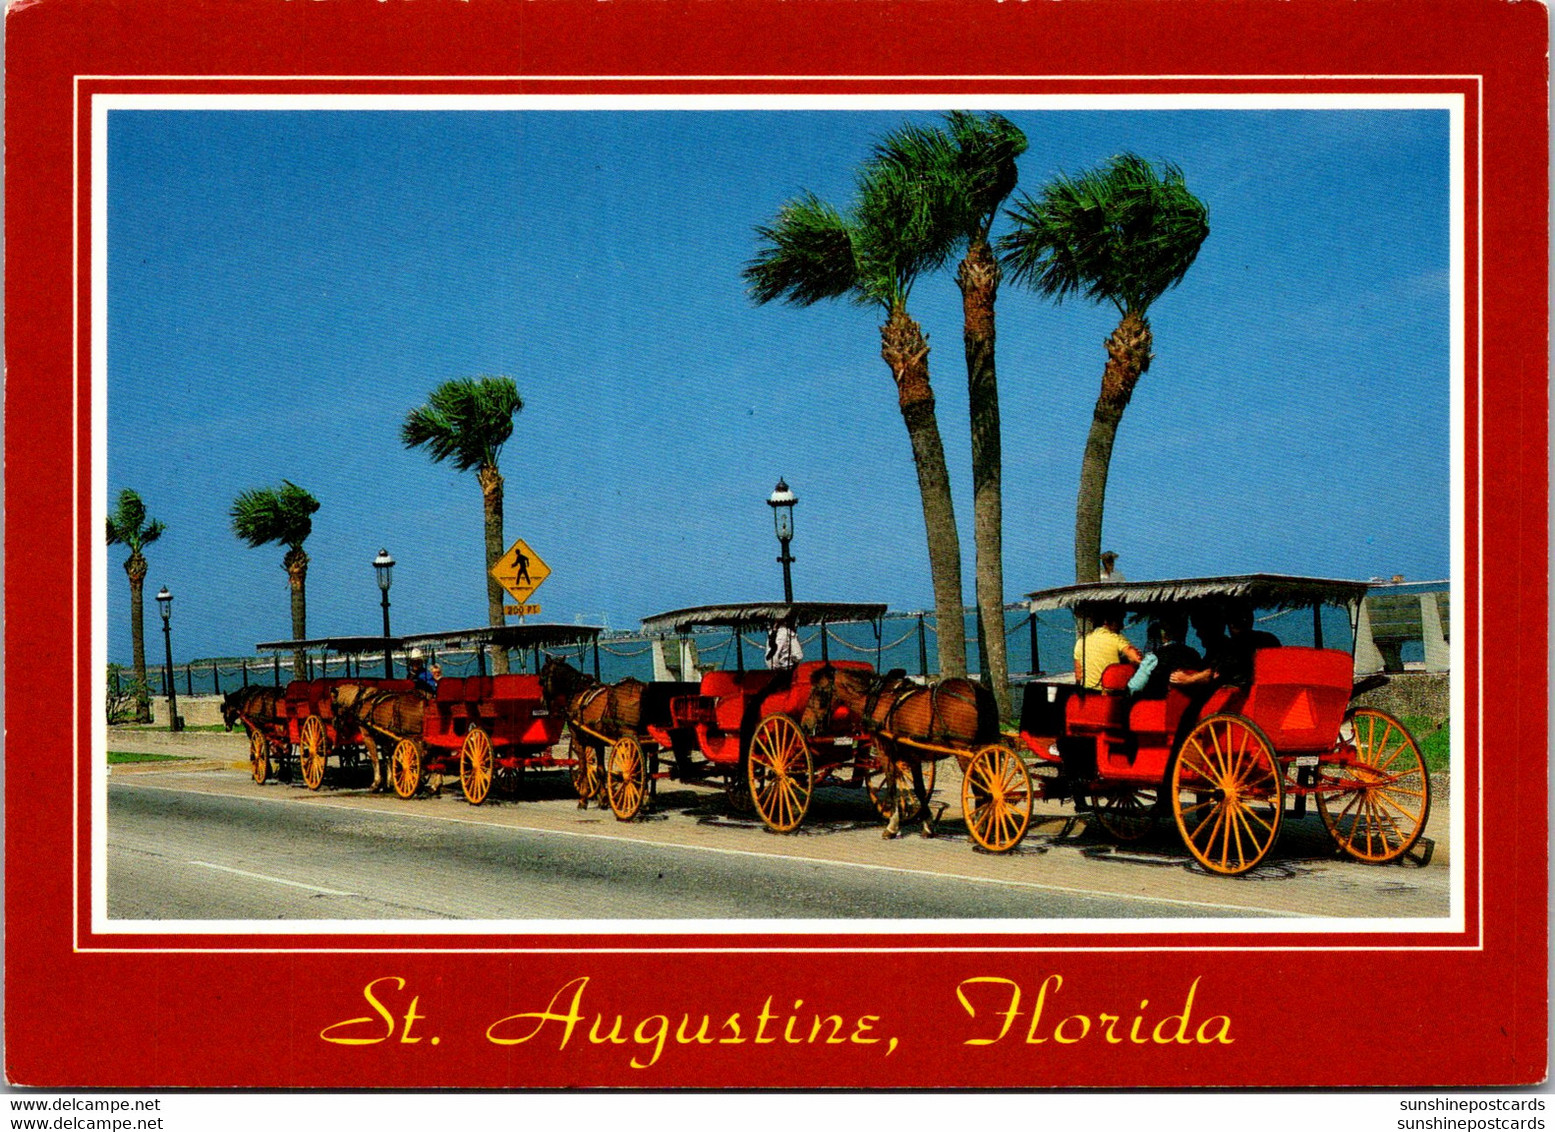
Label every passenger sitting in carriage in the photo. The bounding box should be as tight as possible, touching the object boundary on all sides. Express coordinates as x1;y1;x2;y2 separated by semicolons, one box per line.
1073;604;1143;690
1170;602;1281;691
1126;615;1202;698
408;654;438;697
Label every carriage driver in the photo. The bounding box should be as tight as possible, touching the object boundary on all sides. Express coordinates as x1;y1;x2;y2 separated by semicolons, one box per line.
408;650;438;696
1073;604;1143;690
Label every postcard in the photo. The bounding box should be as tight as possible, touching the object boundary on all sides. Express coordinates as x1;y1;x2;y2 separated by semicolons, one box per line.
5;0;1546;1090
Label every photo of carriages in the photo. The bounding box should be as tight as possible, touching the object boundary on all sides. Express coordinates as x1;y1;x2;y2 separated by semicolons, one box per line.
103;103;1454;922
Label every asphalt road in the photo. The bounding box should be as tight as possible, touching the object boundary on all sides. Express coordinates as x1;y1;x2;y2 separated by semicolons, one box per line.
105;746;1453;924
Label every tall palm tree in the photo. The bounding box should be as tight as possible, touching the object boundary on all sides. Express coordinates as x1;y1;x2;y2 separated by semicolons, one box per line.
402;376;524;675
746;152;968;676
875;112;1027;717
106;489;165;722
230;481;321;678
1000;153;1209;583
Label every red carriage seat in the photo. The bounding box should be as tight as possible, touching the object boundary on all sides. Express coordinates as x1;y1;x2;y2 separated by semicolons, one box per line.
1238;647;1352;752
1064;663;1136;735
699;670;778;731
1127;687;1195;744
761;660;872;719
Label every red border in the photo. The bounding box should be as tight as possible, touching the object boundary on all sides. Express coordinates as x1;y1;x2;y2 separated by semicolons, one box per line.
8;0;1546;1089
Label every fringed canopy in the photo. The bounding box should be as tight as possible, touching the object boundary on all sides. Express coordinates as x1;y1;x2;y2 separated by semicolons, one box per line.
255;635;404;654
641;601;887;637
396;624;602;651
1025;574;1370;613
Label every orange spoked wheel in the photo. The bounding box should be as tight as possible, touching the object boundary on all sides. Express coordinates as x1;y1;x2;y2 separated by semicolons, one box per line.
391;738;424;799
248;729;270;785
1093;786;1159;842
960;743;1032;852
569;736;602;803
1172;714;1283;876
1317;708;1430;863
607;736;649;821
748;715;813;833
866;747;936;822
299;716;328;791
460;727;494;806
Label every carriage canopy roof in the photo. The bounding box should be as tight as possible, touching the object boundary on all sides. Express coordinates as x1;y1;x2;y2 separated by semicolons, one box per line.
641;601;888;637
255;634;404;654
1025;574;1372;612
397;624;602;651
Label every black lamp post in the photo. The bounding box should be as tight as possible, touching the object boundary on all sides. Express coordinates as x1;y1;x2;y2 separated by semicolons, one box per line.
155;586;182;733
767;478;797;603
374;548;395;678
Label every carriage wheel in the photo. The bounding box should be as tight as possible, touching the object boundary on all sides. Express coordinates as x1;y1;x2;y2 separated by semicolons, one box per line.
607;737;650;821
460;727;495;806
866;749;937;822
960;744;1032;853
1094;786;1159;842
299;716;328;791
1172;714;1283;876
1317;708;1430;863
569;738;602;802
725;762;755;815
748;715;813;833
391;738;424;800
248;729;270;785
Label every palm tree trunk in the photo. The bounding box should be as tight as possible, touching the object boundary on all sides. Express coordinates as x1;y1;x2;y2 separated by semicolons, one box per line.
284;548;309;679
1074;309;1152;583
479;463;510;676
125;554;151;722
958;238;1011;719
881;304;967;677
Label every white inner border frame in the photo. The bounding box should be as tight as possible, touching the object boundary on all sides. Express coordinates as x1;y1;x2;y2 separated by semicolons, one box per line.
84;88;1473;950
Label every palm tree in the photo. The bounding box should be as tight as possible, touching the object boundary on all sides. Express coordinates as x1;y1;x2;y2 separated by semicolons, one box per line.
230;481;321;678
875;112;1027;717
1000;153;1209;583
106;489;165;722
746;150;967;676
402;376;524;675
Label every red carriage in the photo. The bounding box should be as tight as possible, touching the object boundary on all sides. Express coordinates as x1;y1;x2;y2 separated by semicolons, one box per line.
248;635;411;789
976;574;1433;875
386;624;603;805
609;602;904;833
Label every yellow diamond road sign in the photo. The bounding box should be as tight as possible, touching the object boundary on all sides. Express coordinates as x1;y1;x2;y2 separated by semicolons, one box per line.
491;538;549;605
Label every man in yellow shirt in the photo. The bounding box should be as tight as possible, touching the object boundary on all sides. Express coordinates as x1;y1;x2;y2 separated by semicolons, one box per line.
1073;607;1143;690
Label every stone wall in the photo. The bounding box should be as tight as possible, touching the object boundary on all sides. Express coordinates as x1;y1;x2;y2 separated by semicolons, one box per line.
146;694;226;728
1352;672;1450;722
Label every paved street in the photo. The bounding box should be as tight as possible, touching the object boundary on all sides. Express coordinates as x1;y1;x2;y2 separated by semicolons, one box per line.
105;729;1452;925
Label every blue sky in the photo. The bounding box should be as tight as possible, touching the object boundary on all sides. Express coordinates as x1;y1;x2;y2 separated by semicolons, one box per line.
105;107;1451;663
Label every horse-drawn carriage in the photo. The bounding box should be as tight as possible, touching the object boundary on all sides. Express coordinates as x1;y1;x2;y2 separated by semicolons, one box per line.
371;624;604;805
234;635;409;788
1001;574;1432;875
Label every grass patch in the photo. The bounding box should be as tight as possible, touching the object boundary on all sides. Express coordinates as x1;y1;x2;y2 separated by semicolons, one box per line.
107;751;194;765
1401;715;1450;774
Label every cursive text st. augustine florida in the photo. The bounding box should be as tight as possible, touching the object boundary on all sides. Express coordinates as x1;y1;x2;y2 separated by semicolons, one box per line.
956;975;1233;1046
320;975;899;1069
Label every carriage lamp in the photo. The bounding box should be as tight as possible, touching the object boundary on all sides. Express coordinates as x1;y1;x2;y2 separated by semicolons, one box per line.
767;478;797;603
155;586;182;732
373;548;395;678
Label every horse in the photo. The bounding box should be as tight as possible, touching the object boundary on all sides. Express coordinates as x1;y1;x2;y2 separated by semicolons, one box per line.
334;684;431;793
539;656;649;808
803;665;1000;839
221;685;283;733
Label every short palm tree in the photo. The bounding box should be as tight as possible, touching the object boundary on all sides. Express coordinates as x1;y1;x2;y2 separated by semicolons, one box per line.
876;112;1027;715
230;481;321;678
1000;153;1209;583
402;376;523;675
106;488;165;722
746;150;968;676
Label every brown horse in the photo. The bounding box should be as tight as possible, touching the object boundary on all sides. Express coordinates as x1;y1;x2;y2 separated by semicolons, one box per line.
804;665;999;838
221;685;283;733
336;685;431;792
539;656;648;808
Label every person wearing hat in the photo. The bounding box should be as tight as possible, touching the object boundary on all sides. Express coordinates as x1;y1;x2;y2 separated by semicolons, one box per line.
1099;551;1125;582
408;650;438;696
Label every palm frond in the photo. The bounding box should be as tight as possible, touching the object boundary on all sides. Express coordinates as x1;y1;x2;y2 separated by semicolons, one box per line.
853;150;958;304
231;481;319;551
402;376;524;473
106;488;164;551
999;153;1209;313
745;193;859;307
943;111;1028;236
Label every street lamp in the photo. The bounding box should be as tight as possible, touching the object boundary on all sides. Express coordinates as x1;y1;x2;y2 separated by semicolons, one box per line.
155;586;182;733
374;548;395;678
767;478;797;603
